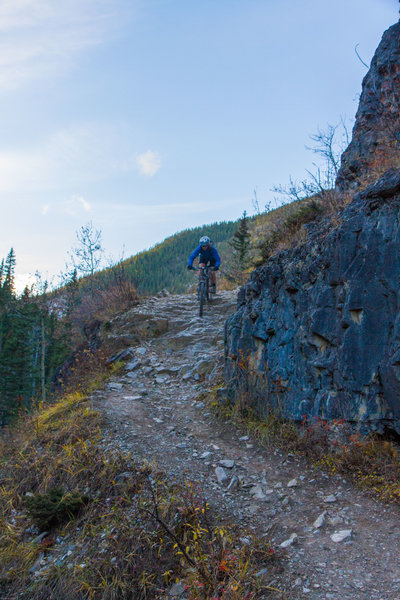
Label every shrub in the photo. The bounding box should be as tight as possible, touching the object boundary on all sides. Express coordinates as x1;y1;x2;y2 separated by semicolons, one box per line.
24;487;89;531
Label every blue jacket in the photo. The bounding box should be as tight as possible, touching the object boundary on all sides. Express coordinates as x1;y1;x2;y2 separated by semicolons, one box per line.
188;244;221;267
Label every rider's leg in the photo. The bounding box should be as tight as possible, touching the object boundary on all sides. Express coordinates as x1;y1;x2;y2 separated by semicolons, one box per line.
210;268;217;292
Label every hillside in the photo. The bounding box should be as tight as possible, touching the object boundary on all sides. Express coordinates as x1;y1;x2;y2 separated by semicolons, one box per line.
2;290;400;600
97;221;238;296
92;196;325;298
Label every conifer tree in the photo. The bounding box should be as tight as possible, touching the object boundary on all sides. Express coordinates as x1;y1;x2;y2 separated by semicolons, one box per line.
230;211;250;269
3;248;16;296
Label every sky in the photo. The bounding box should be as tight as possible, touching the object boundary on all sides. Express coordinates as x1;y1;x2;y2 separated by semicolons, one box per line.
0;0;398;291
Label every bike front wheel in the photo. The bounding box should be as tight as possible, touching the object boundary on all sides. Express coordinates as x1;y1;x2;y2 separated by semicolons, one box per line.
198;281;206;317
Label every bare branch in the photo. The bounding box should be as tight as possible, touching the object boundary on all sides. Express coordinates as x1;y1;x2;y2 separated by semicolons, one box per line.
354;43;369;69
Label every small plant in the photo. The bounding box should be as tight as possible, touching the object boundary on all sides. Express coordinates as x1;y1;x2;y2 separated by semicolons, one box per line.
24;487;89;531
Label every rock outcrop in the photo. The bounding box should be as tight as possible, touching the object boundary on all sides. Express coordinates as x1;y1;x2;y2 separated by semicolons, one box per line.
336;21;400;190
224;169;400;434
224;20;400;435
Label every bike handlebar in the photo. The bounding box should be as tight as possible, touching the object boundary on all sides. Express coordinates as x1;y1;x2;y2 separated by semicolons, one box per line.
190;265;217;271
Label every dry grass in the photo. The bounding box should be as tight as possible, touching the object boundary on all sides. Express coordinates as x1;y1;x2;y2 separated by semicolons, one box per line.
0;388;282;600
210;386;400;506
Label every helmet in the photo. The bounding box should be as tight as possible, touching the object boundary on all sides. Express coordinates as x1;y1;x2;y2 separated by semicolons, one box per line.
199;236;211;245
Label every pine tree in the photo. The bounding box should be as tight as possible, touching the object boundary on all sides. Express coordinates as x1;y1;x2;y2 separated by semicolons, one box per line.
230;211;250;268
3;248;16;299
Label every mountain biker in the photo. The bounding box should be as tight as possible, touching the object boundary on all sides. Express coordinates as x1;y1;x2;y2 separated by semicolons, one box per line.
187;236;221;293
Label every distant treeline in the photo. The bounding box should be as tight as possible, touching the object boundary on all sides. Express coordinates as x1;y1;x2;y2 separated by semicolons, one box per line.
0;249;70;426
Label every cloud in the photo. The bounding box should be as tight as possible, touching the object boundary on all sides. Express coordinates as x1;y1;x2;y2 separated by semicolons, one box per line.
0;0;130;91
136;150;162;177
0;122;161;199
42;204;49;215
0;123;116;193
64;194;92;216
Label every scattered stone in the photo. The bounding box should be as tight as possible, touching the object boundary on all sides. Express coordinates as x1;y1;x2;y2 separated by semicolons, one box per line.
324;494;337;503
114;472;132;484
107;348;135;364
287;478;297;488
29;553;45;574
168;581;186;597
280;533;298;548
122;395;142;401
135;317;169;338
126;372;139;380
330;529;352;543
219;459;235;469
33;531;50;544
215;467;228;485
227;476;239;491
155;366;179;374
239;435;249;441
199;451;211;459
313;511;327;529
136;347;148;355
249;484;266;500
108;382;123;391
125;360;141;371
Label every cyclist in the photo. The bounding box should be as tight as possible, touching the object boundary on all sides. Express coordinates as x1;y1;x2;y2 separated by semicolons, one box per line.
187;236;221;293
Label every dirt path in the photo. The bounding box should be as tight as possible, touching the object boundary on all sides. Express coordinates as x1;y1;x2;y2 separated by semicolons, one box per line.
92;291;400;600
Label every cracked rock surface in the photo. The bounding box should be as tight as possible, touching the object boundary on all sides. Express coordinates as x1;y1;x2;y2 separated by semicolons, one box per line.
225;169;400;435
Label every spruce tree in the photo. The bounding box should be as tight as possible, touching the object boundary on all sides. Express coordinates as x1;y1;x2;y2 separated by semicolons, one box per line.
3;248;16;299
230;211;250;269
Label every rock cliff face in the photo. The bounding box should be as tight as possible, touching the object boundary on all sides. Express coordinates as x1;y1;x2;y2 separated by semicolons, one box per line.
224;22;400;434
336;21;400;190
224;169;400;434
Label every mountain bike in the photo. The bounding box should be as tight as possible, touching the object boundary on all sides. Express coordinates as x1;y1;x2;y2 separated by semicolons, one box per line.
190;266;216;317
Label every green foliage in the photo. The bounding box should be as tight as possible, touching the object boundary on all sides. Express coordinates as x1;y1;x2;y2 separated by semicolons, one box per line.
24;487;89;531
230;211;250;268
0;250;72;427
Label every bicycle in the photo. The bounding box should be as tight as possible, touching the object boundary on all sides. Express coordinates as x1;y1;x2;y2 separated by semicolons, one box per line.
189;265;216;317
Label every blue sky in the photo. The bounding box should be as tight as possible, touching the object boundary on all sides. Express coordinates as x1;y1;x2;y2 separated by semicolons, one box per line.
0;0;397;290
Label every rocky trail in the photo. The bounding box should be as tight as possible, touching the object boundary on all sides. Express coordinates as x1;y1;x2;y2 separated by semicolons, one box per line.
91;290;400;600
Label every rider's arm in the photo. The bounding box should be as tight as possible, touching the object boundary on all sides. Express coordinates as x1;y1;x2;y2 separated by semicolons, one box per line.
188;245;201;267
211;247;221;268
